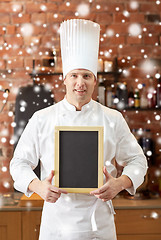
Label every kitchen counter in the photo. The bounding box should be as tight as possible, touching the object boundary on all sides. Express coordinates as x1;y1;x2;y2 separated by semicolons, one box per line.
0;193;43;211
113;196;161;210
0;192;161;211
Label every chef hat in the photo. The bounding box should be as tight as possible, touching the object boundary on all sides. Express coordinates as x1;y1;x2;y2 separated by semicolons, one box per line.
60;19;100;79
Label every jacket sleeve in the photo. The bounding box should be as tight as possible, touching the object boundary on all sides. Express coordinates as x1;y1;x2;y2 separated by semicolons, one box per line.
10;112;40;197
115;112;148;195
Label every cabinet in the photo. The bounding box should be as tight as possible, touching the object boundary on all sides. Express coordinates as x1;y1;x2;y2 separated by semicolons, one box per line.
22;211;42;240
117;235;161;240
0;210;41;240
115;209;161;240
114;197;161;240
0;212;21;240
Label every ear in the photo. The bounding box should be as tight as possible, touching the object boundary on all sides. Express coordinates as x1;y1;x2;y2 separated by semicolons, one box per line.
94;76;97;86
64;77;66;85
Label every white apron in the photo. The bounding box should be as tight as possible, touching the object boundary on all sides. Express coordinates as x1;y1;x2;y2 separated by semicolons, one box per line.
39;193;117;240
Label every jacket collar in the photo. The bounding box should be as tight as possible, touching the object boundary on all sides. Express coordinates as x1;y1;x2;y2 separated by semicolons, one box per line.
62;97;94;112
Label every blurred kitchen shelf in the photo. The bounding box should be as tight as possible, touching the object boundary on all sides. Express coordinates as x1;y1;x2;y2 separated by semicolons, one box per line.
29;71;120;77
122;107;161;111
29;72;63;78
29;57;121;83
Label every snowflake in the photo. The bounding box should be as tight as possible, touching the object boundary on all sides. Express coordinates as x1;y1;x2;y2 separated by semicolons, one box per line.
140;60;155;74
21;23;34;37
128;23;142;37
129;1;139;10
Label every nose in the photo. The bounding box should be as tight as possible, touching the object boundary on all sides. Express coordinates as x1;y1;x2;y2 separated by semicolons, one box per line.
76;76;85;88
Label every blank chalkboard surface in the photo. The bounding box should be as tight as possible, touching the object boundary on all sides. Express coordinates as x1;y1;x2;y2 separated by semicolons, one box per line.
54;126;104;193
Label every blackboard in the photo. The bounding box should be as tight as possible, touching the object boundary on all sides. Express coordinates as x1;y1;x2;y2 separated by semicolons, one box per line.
54;126;104;193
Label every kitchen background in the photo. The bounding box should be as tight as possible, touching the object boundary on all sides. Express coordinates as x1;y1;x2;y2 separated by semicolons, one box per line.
0;0;161;199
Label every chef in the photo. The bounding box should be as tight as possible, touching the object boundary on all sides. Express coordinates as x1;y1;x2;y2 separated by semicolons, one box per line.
10;19;148;240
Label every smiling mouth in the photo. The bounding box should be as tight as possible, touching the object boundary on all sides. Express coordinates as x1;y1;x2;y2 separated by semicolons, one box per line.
74;89;86;93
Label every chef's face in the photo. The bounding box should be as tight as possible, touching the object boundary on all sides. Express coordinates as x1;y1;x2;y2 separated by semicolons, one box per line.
64;69;96;110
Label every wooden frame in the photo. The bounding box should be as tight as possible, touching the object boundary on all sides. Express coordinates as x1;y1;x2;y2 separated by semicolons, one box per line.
54;126;104;193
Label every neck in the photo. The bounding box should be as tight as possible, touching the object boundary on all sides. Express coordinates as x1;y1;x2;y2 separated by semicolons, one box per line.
65;96;91;111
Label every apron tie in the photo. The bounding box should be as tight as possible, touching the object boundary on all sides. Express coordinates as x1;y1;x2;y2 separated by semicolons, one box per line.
106;200;116;215
90;198;99;232
90;199;116;232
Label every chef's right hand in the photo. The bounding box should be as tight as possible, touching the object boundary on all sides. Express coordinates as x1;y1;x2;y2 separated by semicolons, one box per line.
28;170;68;203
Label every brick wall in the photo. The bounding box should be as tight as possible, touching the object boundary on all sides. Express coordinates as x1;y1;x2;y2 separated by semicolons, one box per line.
0;0;161;193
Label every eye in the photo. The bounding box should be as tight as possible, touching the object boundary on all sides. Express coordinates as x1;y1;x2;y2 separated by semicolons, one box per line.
70;74;77;78
84;74;90;79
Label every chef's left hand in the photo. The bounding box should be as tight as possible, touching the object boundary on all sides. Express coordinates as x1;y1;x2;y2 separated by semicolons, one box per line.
90;166;125;202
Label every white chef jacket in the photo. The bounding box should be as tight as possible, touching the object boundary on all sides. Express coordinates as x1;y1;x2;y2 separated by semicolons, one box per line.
10;98;147;240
